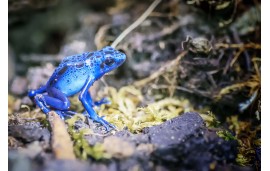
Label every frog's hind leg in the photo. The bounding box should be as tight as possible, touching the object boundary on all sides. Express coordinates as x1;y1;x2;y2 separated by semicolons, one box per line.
34;87;71;119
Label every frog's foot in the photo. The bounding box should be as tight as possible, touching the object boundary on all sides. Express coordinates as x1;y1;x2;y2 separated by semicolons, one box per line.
93;97;111;107
93;116;116;131
34;94;50;114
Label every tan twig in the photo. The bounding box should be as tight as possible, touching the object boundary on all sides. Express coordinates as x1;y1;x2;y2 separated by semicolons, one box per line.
230;48;244;67
111;0;162;48
48;111;76;160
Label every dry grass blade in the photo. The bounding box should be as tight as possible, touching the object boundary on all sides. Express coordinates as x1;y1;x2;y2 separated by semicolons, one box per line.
47;111;76;160
111;0;162;48
215;74;260;101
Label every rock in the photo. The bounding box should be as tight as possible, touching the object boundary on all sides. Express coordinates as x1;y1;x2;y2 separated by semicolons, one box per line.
145;112;205;148
8;121;50;144
9;136;24;149
115;129;149;145
151;128;238;170
116;157;153;171
27;63;55;90
85;134;104;146
103;136;135;159
136;143;155;156
10;76;28;95
147;112;238;171
95;112;237;171
9;150;33;171
215;165;254;171
18;141;43;158
42;160;91;171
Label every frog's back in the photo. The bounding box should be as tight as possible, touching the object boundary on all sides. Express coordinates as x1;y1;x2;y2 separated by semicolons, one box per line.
45;46;126;97
46;52;94;96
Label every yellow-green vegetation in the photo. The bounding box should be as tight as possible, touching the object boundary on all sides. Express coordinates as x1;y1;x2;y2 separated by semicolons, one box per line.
215;57;260;102
200;111;220;128
227;115;260;166
215;74;260;101
216;130;237;141
96;86;193;133
65;114;111;160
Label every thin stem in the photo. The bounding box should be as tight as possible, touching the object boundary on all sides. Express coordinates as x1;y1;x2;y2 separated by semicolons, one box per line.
111;0;162;48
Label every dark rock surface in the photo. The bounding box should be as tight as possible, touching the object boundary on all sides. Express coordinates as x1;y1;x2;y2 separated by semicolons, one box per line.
9;150;33;171
151;128;238;171
136;113;238;171
8;121;50;144
145;112;205;147
42;160;91;171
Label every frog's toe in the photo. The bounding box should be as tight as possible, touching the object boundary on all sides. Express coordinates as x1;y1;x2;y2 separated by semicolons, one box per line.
100;97;111;105
94;97;111;107
95;117;116;131
55;110;73;119
55;111;65;120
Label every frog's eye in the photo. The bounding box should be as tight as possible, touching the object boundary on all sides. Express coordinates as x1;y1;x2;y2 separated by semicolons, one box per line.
104;58;115;66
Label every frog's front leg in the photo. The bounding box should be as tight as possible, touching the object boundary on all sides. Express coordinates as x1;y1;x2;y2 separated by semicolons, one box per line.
79;79;115;131
85;92;110;107
28;85;47;98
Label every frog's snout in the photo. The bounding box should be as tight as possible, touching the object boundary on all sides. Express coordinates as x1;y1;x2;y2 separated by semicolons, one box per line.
116;51;126;65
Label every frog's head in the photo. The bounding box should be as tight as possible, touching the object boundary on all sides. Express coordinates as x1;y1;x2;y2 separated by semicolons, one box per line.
98;46;126;74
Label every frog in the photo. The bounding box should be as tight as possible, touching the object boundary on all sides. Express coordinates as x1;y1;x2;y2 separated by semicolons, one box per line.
28;46;126;131
181;36;212;55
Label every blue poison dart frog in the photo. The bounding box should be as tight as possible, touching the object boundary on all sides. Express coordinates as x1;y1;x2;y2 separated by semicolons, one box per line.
28;46;126;131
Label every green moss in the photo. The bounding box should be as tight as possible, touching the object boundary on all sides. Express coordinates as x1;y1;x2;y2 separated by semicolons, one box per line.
66;114;111;160
216;130;237;141
96;86;194;133
226;115;260;166
200;111;220;128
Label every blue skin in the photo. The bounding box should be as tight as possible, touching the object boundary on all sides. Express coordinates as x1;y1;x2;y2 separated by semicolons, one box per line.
28;46;126;131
